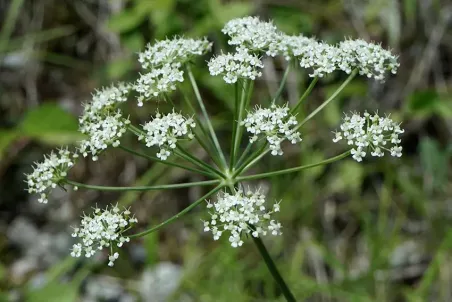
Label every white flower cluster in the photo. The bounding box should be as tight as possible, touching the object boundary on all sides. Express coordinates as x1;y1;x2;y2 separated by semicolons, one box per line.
25;148;78;204
333;111;404;162
279;35;341;77
140;111;196;160
78;83;131;160
70;204;138;266
337;39;399;81
203;189;282;248
79;110;130;161
138;37;212;69
134;63;184;106
134;37;211;106
222;16;281;56
208;47;264;84
219;16;399;81
242;104;301;155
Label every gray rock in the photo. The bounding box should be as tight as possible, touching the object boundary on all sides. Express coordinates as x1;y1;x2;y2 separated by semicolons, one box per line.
7;217;39;249
139;262;183;302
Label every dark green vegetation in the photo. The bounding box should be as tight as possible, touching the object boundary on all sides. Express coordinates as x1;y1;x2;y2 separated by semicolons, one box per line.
1;0;451;301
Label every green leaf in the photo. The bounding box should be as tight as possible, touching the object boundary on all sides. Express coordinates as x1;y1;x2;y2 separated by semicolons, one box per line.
144;231;159;265
123;32;145;52
106;57;134;79
107;7;148;33
19;103;84;145
27;282;79;302
419;137;449;190
212;2;253;24
0;129;18;160
403;0;417;24
406;90;439;116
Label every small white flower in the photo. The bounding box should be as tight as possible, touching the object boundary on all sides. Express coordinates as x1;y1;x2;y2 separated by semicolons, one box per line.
138;36;212;69
140;110;196;160
70;204;137;266
279;35;341;77
242;103;301;155
134;37;211;106
203;189;282;247
208;47;264;84
337;39;399;81
25;147;78;204
333;111;404;161
78;83;131;160
133;63;184;106
82;83;130;116
79;110;130;161
221;16;282;56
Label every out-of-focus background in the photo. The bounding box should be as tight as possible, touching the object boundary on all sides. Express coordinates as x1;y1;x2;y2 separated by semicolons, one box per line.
1;0;452;301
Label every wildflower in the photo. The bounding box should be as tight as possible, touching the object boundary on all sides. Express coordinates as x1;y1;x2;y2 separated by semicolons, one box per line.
82;83;130;116
70;204;137;266
208;47;264;84
337;39;399;81
221;16;282;56
138;37;212;69
133;63;184;106
140;110;196;160
25;148;78;204
79;110;130;161
280;35;341;77
242;104;301;155
332;111;404;162
78;83;131;160
203;189;282;248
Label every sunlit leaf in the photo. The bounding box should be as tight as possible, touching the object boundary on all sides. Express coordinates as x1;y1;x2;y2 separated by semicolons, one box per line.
19;103;84;145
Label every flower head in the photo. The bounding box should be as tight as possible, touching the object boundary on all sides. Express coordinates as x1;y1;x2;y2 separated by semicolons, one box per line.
208;47;264;84
138;37;212;69
337;39;399;81
25;148;78;204
70;204;137;266
133;63;184;106
222;16;282;56
78;83;131;160
140;110;196;160
203;189;282;248
280;35;341;77
79;110;130;161
332;111;404;162
82;83;130;116
242;104;301;155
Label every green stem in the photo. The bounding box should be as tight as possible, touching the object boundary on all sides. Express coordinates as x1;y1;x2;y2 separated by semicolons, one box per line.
175;146;226;179
128;124;146;137
230;80;250;169
237;151;350;181
119;145;215;178
233;141;268;177
296;69;358;130
0;0;25;53
229;82;240;169
128;184;223;238
173;93;225;170
252;236;296;302
237;148;269;176
224;186;295;301
65;179;220;191
272;64;291;104
235;141;253;169
290;76;318;114
186;65;228;169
